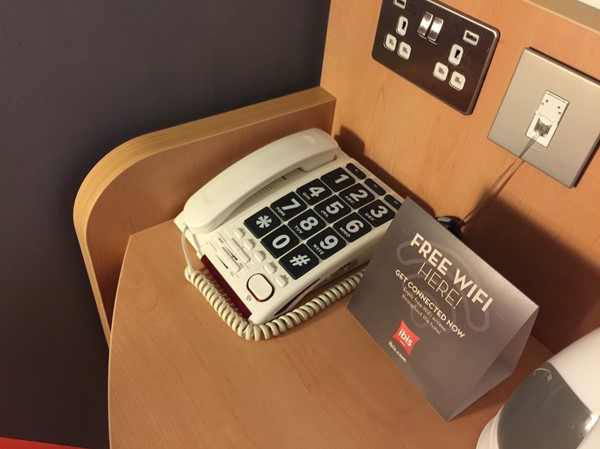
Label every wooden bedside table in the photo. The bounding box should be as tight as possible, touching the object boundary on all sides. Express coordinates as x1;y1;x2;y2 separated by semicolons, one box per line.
108;219;551;448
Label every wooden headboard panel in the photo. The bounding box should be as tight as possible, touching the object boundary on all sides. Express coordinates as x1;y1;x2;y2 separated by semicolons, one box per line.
321;0;600;352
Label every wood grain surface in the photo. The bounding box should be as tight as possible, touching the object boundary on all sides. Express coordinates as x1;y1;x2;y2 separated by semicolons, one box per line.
321;0;600;352
109;221;552;449
74;87;336;340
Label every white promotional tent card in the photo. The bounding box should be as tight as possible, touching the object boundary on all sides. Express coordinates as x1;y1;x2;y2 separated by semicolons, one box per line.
348;198;538;420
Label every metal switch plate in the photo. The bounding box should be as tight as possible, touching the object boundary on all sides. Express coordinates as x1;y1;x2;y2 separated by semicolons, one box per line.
372;0;499;115
488;48;600;187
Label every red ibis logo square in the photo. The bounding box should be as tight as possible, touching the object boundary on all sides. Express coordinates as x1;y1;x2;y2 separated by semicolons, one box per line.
393;321;420;355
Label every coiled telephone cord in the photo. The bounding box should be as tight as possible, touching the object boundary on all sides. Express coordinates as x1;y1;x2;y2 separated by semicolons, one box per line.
182;229;364;341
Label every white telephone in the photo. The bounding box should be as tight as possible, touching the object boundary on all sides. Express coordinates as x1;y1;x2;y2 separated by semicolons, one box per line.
175;129;403;335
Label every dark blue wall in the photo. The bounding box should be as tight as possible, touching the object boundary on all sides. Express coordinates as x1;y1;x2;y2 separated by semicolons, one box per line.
0;2;329;447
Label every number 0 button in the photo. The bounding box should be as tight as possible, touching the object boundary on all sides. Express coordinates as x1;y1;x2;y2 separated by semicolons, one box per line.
261;226;299;258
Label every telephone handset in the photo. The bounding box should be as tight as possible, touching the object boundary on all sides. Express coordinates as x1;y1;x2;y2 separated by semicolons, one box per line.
181;130;339;235
175;129;403;327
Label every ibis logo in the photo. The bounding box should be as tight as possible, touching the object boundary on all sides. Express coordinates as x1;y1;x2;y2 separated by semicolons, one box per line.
393;321;420;355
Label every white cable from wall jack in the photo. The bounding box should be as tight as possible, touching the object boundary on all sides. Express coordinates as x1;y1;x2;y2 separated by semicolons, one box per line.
460;130;542;227
181;228;364;341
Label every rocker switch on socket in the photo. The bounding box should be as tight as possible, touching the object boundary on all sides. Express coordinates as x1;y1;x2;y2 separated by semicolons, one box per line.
526;90;569;147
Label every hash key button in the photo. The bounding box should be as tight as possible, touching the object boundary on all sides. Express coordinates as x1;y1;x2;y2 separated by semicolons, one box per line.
280;245;319;279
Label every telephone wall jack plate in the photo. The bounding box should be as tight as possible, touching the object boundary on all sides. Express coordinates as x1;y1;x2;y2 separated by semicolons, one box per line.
488;48;600;187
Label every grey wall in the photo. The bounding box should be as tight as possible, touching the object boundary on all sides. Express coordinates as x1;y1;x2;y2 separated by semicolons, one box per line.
0;2;329;447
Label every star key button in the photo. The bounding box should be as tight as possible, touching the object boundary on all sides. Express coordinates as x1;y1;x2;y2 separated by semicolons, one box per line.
244;207;281;238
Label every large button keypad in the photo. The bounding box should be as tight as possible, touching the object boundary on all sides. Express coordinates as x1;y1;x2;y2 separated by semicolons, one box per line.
243;163;401;281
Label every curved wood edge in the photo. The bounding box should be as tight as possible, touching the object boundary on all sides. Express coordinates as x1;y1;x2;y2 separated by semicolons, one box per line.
73;87;336;342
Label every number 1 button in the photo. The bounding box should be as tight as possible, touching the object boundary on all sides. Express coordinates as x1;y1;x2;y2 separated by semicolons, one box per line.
321;167;355;192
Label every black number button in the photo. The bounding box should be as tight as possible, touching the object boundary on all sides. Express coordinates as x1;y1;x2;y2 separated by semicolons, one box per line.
334;213;371;242
279;245;319;279
340;184;375;208
288;210;326;239
359;200;394;227
307;229;346;260
314;195;351;223
271;192;307;220
261;226;299;258
346;163;367;180
244;207;281;238
296;179;332;205
321;167;355;192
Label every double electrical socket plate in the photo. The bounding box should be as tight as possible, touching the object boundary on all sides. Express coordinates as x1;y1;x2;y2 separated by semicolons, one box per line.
488;48;600;187
371;0;499;115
